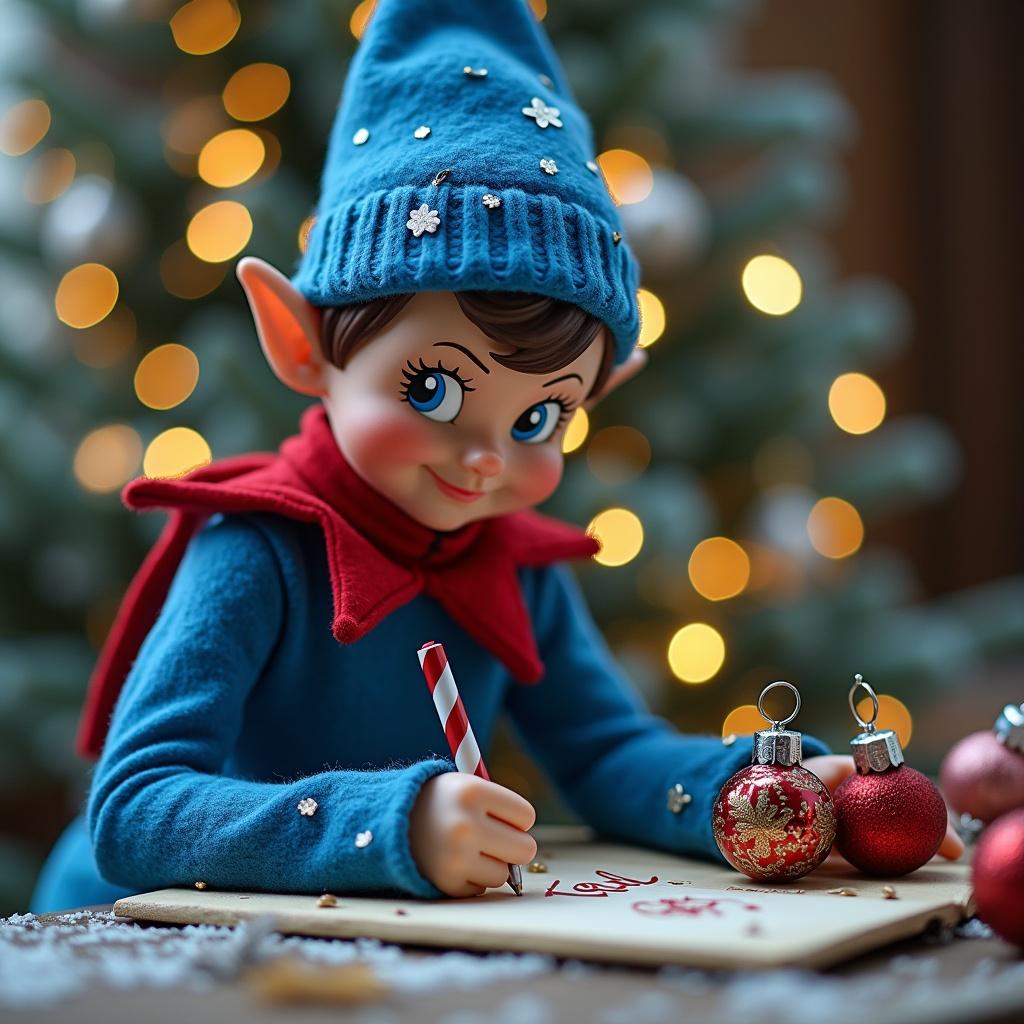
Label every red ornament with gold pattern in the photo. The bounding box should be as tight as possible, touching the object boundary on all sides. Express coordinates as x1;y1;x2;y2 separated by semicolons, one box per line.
712;681;836;882
939;702;1024;827
833;675;947;876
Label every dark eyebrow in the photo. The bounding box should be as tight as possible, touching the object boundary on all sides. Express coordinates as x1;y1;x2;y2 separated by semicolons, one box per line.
542;372;583;388
433;341;489;374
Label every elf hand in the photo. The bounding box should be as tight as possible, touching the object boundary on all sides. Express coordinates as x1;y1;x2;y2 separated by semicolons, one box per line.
804;754;965;861
409;773;538;897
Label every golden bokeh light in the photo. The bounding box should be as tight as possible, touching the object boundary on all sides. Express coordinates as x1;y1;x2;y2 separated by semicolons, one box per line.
586;425;651;485
829;372;887;435
134;344;200;410
688;537;751;601
222;63;291;122
160;239;228;299
636;289;665;348
349;0;376;38
0;99;51;156
186;200;252;262
855;693;913;748
24;148;76;204
588;507;644;567
74;424;143;494
722;704;765;737
143;427;212;479
807;496;864;559
668;623;726;684
70;306;137;368
170;0;240;55
741;254;803;316
297;215;316;254
55;264;119;329
528;0;548;18
561;407;589;454
595;149;653;205
197;128;265;187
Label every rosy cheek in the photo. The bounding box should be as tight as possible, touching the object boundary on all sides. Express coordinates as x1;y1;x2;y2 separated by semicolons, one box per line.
510;447;563;505
340;402;443;469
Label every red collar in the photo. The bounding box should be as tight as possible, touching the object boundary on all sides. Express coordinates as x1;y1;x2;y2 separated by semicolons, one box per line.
75;406;598;759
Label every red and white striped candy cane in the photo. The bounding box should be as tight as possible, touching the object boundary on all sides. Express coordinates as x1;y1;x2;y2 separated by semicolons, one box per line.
417;640;490;780
416;639;524;896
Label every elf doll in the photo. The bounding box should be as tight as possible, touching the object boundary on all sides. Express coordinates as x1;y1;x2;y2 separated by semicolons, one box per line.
31;0;959;912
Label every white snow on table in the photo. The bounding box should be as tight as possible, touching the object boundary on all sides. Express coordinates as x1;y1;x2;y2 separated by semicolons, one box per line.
1;909;1019;1020
0;909;555;1010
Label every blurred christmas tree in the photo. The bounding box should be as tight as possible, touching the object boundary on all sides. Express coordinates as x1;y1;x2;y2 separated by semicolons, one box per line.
0;0;1021;914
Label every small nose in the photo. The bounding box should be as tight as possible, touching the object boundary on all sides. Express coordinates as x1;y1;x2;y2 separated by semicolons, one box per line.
460;446;505;478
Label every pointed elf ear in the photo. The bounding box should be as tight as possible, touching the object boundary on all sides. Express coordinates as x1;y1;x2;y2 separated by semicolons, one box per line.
584;346;648;410
236;256;326;397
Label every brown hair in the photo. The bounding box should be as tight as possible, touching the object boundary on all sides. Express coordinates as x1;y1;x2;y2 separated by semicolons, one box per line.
318;291;613;399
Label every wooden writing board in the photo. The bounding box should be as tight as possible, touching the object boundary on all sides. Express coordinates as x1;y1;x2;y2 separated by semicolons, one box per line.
112;827;973;970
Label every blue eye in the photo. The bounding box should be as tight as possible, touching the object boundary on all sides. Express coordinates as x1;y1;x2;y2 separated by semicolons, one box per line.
401;359;472;422
511;401;565;444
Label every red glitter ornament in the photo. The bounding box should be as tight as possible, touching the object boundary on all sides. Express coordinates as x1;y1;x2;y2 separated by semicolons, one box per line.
972;807;1024;946
833;675;947;876
713;681;836;883
939;703;1024;824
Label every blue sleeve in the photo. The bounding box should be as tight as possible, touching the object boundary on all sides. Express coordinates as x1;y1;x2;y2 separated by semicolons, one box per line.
86;515;453;899
505;564;830;862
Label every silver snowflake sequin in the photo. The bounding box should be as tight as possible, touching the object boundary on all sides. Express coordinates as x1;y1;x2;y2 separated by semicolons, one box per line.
355;830;374;848
666;783;693;814
586;160;599;174
463;66;488;77
352;127;370;145
297;797;318;817
413;125;431;139
539;158;558;175
522;96;562;129
406;204;440;237
482;193;501;209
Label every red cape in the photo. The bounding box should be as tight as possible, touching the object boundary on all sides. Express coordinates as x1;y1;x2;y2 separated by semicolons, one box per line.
76;406;600;760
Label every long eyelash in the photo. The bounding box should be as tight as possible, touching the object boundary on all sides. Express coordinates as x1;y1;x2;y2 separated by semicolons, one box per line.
546;392;576;425
398;357;476;401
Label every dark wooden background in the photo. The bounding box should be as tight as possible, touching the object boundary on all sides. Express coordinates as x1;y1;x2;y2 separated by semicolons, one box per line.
747;0;1023;595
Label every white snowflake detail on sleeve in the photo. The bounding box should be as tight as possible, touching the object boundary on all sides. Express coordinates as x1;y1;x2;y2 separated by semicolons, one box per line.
522;97;562;129
406;203;440;237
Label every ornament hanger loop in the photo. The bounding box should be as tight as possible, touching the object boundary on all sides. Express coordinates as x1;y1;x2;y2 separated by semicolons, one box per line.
849;673;879;732
757;680;801;731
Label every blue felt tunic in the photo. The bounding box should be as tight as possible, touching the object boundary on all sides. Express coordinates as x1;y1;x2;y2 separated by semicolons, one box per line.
31;512;826;912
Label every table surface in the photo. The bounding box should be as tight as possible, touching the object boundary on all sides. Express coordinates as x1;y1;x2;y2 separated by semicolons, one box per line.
5;902;1023;1024
109;837;976;971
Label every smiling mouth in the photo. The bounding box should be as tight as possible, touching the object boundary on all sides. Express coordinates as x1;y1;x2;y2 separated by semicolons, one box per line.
425;467;487;503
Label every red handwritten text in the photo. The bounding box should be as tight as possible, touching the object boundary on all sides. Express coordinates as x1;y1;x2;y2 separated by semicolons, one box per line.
632;896;760;917
544;869;659;898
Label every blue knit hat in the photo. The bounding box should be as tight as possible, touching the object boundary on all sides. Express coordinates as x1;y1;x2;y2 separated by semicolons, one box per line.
291;0;640;364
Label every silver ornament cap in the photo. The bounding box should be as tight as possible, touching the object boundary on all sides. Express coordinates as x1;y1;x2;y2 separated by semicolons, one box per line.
751;681;804;767
994;703;1024;754
848;674;906;773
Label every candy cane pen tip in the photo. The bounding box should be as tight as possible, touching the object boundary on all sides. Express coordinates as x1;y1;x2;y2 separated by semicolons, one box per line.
508;863;523;896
